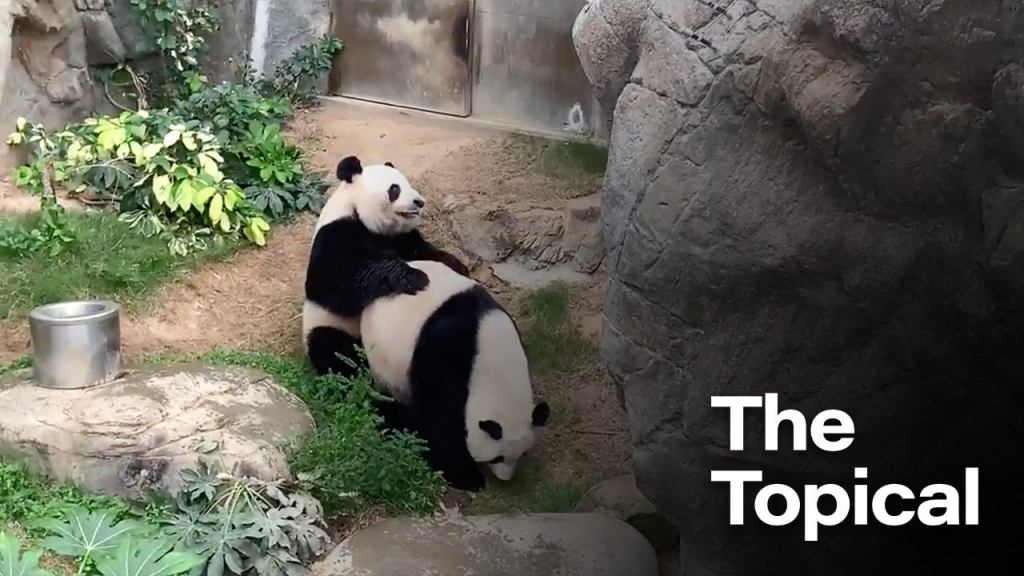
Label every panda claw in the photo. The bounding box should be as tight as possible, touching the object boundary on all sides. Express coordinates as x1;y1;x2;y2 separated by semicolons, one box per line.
400;268;430;295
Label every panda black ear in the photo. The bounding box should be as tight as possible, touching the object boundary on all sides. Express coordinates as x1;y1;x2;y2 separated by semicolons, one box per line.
337;156;363;183
384;161;395;168
479;420;503;440
532;402;550;427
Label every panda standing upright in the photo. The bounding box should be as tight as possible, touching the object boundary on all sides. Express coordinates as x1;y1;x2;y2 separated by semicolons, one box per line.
302;156;468;377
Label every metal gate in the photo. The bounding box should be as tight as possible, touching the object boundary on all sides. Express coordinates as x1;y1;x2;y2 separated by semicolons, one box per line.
329;0;473;116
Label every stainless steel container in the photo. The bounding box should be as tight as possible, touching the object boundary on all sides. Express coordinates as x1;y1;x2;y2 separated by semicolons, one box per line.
28;300;122;389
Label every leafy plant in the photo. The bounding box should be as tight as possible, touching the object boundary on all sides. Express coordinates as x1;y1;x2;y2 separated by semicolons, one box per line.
28;506;201;576
37;508;150;564
0;532;51;576
173;85;290;148
0;462;128;538
160;458;330;576
269;36;344;105
128;0;218;102
237;123;302;186
7;113;271;255
94;537;203;576
36;508;151;576
0;357;31;376
0;200;75;258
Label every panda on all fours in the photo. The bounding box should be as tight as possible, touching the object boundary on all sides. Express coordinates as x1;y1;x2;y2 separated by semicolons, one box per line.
302;155;469;377
359;259;550;491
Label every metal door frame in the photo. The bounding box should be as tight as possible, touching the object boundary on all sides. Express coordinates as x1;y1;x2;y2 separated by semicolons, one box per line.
328;0;476;118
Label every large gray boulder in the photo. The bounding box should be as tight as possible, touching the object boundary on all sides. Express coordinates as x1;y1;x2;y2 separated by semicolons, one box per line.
0;363;313;499
574;0;1023;574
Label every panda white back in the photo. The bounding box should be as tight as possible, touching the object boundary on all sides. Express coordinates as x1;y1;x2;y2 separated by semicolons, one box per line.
359;259;548;486
360;260;477;398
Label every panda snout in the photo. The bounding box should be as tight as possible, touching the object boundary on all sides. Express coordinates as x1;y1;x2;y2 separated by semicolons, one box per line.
413;198;425;209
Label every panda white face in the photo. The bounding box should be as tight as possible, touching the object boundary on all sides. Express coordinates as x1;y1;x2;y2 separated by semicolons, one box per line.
468;402;550;481
352;163;426;235
322;156;426;236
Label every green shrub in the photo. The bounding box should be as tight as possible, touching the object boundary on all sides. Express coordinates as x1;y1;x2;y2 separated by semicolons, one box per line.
160;460;329;576
269;36;344;105
0;201;74;258
6;113;270;256
199;350;445;516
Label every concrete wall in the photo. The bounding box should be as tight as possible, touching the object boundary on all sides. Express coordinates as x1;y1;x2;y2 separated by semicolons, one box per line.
470;0;600;137
327;0;601;138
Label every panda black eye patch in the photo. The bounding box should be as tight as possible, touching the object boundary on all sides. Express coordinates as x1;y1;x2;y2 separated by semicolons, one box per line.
388;184;401;202
489;456;505;464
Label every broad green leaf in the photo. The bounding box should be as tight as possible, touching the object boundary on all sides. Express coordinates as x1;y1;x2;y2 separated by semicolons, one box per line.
244;222;266;246
197;154;222;182
223;188;241;210
193;186;216;210
37;507;150;560
116;143;131;159
208;193;223;222
163;130;181;147
176;180;196;211
15;117;27;131
250;217;270;232
182;133;198;151
0;533;51;576
142;143;163;159
6;132;24;145
152;174;172;204
97;127;128;150
218;212;231;233
93;537;204;576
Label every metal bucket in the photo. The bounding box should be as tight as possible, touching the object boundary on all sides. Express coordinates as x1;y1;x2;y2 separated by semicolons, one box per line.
28;300;121;389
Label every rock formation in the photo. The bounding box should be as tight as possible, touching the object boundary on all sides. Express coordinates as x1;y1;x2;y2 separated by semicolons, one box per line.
0;363;313;499
0;0;260;170
574;0;1024;574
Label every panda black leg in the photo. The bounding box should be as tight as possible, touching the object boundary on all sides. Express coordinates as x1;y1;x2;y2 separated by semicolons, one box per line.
420;421;486;492
371;396;418;433
306;326;362;378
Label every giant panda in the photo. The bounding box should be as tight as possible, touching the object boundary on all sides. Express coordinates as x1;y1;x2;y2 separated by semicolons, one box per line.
359;259;550;491
303;156;469;377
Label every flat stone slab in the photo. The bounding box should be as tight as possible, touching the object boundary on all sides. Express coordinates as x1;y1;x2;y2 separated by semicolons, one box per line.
313;513;658;576
0;363;313;498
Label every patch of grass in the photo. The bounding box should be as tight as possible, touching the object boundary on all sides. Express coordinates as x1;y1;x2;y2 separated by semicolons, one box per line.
512;134;608;178
196;349;446;517
0;211;236;319
519;283;596;377
469;458;584;514
0;460;128;540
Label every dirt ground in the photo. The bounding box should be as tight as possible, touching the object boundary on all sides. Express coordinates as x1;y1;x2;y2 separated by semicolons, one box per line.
1;100;630;498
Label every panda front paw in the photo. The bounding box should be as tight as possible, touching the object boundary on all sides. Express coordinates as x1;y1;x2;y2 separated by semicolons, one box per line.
398;267;430;295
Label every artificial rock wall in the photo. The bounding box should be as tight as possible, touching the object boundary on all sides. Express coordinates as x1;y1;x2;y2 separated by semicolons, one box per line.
0;0;306;170
575;0;1024;574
